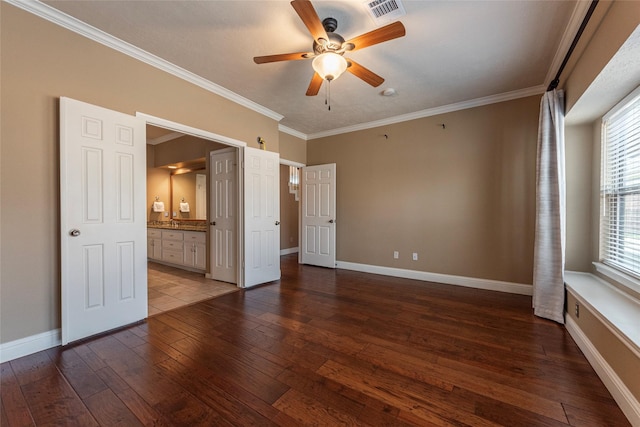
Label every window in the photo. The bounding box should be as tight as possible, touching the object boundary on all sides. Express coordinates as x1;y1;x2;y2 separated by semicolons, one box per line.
600;86;640;280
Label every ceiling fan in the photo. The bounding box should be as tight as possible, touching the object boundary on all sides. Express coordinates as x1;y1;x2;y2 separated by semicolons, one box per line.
253;0;406;97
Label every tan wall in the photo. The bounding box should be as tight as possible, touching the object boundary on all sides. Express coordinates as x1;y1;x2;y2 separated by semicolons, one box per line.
308;96;539;285
565;124;594;272
152;135;226;168
566;291;640;404
564;1;640;114
279;132;307;164
562;1;640;411
147;146;172;222
0;4;280;343
280;165;299;251
563;0;640;281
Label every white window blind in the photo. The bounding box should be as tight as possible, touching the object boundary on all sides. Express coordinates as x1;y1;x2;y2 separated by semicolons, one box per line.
601;86;640;278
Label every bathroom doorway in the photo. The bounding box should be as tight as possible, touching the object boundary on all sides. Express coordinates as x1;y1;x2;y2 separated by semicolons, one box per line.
146;124;239;314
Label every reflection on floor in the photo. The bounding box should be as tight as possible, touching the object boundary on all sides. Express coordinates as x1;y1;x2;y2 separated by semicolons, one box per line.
147;262;238;316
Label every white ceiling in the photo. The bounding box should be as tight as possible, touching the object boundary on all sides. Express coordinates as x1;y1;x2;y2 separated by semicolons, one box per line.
39;0;584;137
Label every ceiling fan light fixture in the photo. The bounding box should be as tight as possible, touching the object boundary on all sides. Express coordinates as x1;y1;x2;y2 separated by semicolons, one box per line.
312;52;348;81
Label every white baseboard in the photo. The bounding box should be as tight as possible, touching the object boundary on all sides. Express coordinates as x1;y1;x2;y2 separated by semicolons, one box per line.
280;247;299;256
336;261;533;295
566;316;640;426
0;329;61;363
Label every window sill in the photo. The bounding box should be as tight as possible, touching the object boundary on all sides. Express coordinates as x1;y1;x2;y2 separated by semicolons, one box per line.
564;271;640;356
593;262;640;300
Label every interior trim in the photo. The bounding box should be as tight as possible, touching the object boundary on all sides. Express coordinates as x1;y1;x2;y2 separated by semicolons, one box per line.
566;316;640;426
278;125;309;141
0;329;61;363
336;261;533;295
307;85;546;140
137;112;247;148
280;247;300;256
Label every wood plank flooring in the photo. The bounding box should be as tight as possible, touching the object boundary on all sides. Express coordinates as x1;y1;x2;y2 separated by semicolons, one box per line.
1;254;630;426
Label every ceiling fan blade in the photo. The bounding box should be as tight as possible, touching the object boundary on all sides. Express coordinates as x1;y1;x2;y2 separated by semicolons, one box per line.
346;60;385;87
291;0;329;43
306;72;323;96
253;52;314;64
344;21;406;52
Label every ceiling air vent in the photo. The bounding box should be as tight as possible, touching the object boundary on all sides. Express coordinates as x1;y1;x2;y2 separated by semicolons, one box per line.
363;0;406;25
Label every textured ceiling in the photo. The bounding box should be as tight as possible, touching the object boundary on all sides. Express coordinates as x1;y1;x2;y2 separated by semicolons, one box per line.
41;0;582;137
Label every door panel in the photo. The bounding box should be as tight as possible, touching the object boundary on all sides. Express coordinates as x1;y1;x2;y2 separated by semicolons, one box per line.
210;148;237;283
60;97;147;345
244;147;280;287
301;164;336;268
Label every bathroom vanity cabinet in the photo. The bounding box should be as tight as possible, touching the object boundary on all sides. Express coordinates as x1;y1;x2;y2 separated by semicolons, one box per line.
147;228;206;271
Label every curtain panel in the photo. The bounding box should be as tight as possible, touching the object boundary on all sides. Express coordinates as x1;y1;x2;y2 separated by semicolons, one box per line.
532;89;566;324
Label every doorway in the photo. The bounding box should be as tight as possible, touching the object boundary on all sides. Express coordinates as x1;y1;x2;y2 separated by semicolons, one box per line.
146;124;239;312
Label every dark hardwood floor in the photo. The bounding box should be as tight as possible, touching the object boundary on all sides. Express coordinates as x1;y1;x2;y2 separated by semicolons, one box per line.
1;254;630;426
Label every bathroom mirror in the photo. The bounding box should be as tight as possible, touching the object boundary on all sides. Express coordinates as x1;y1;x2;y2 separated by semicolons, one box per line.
171;169;207;220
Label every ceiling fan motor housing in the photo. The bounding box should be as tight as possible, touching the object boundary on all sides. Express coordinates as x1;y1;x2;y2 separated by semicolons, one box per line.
313;32;345;55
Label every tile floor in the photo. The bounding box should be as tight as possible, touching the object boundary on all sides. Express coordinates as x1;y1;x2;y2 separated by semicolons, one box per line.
147;261;239;316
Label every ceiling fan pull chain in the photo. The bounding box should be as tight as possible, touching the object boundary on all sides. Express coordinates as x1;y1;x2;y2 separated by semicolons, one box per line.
327;80;331;111
325;81;328;109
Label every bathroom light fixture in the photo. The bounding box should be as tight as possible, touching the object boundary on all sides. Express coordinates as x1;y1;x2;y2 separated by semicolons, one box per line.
312;52;348;82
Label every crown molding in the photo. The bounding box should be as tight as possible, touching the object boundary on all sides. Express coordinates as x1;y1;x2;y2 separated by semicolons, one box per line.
307;85;546;140
278;125;308;141
5;0;284;123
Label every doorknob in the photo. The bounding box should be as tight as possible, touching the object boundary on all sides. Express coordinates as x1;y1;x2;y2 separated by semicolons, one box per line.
275;221;280;226
329;219;335;224
69;229;81;237
210;221;216;226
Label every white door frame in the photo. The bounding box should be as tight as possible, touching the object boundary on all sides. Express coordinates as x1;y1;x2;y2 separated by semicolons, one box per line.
136;112;246;286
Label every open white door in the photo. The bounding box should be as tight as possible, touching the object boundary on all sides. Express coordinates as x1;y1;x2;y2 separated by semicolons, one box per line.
210;148;237;284
60;97;147;345
301;164;336;268
244;147;280;287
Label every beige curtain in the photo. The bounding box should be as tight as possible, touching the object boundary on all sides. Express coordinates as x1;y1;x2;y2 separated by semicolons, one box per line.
532;89;566;324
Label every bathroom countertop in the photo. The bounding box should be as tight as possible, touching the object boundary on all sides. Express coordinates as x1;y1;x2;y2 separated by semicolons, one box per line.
147;222;207;232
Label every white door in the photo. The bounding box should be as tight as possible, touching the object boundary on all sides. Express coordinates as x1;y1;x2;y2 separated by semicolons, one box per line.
244;147;280;287
301;164;336;268
60;97;147;345
210;148;237;283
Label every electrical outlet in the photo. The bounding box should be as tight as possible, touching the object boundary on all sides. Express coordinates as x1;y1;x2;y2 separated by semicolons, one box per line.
412;252;418;261
393;251;399;259
575;302;580;318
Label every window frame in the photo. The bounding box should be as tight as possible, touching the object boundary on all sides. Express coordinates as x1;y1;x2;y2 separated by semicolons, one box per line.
598;84;640;297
